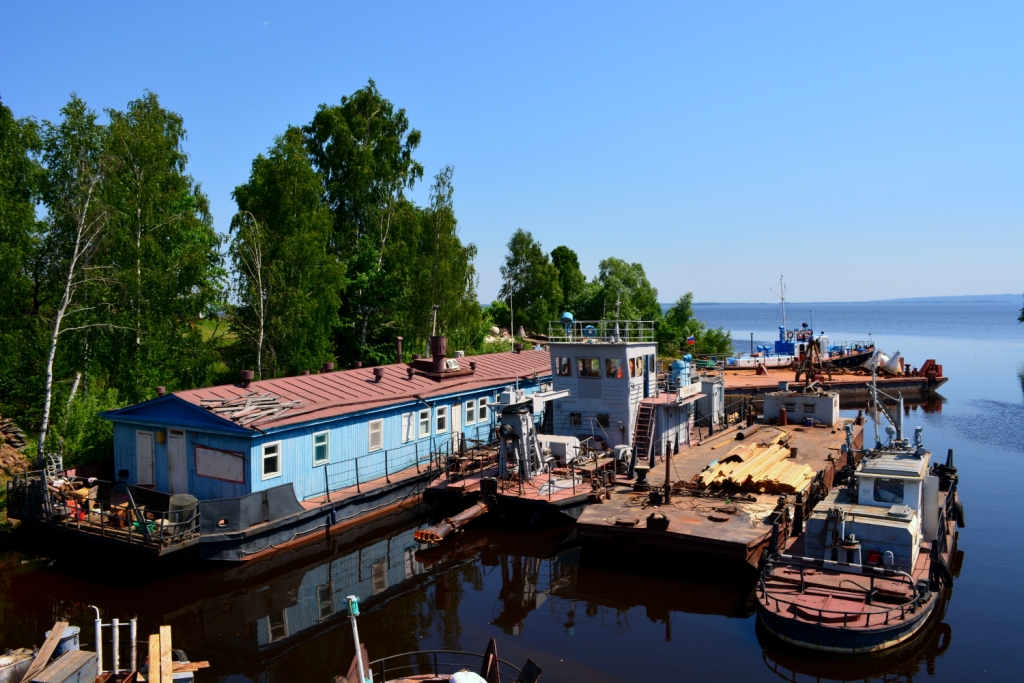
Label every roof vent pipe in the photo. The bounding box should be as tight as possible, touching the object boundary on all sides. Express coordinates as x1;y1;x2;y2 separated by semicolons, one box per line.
407;366;415;380
302;370;309;375
156;386;166;397
353;361;362;369
513;343;524;354
469;362;477;372
240;370;254;388
322;361;335;373
431;336;448;374
373;367;384;383
396;336;403;365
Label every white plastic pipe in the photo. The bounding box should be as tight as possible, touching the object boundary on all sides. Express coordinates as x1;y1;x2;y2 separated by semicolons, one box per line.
111;618;120;674
89;606;103;674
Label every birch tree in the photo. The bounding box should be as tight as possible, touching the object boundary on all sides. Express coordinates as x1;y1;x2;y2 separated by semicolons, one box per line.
36;96;112;462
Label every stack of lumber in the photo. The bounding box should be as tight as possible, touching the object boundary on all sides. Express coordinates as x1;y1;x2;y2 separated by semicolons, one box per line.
200;392;303;426
696;432;815;495
0;416;27;449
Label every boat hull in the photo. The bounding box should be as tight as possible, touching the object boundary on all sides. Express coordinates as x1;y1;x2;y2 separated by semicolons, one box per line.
756;591;939;654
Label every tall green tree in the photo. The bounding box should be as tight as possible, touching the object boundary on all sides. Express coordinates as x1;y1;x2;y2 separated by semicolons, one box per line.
405;167;482;355
550;245;585;314
575;257;662;321
231;126;345;378
35;95;112;460
499;229;562;335
0;100;43;426
304;80;424;362
100;92;223;401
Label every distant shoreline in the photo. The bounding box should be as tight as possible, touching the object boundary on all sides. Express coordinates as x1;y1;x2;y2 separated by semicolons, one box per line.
688;294;1021;306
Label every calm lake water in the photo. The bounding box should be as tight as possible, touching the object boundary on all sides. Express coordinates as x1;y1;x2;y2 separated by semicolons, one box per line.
2;300;1022;682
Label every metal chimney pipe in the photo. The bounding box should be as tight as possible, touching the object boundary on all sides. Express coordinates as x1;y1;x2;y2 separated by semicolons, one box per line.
396;336;403;365
322;361;335;373
240;370;254;388
469;361;477;371
156;386;165;397
407;366;415;380
302;370;309;375
353;361;362;369
373;367;384;383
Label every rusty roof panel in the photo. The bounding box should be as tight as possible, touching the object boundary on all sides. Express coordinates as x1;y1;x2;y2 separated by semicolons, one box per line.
175;349;551;430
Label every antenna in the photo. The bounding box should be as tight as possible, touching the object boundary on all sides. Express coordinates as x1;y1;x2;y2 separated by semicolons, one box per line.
430;304;440;337
770;274;787;330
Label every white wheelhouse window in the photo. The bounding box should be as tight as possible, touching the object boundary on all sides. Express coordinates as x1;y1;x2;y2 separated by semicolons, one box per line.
418;409;430;438
369;419;384;452
465;399;476;425
312;431;330;466
261;441;282;480
478;397;489;422
435;405;448;433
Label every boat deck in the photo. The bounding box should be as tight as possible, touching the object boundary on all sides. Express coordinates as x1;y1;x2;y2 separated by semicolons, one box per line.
723;367;947;399
575;420;864;566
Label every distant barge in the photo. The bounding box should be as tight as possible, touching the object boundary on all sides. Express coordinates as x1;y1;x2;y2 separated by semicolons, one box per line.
723;363;947;400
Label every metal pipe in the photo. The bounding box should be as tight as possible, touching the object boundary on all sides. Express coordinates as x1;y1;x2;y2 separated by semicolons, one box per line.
130;618;137;672
111;618;120;674
90;606;103;674
346;597;367;683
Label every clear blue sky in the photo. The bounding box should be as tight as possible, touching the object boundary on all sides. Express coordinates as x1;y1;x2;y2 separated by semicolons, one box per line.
2;2;1021;303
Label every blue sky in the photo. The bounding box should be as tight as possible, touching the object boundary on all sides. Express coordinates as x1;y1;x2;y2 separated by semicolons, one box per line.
2;2;1021;303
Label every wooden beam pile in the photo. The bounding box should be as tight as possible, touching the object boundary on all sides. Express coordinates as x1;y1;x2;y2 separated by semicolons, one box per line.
1;416;27;449
696;432;814;495
200;392;303;426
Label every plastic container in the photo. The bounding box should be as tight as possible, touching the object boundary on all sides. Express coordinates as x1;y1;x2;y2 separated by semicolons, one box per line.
804;417;814;427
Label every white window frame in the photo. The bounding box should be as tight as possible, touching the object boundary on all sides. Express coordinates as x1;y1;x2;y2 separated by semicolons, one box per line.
465;399;476;425
368;418;384;452
435;405;448;433
261;441;282;480
478;397;489;422
312;431;330;467
418;409;431;438
401;412;414;443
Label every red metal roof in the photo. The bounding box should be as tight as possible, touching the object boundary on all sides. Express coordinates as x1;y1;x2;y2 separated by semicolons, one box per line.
174;349;552;431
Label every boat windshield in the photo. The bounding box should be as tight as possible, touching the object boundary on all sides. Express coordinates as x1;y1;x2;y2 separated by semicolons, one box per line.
873;477;905;504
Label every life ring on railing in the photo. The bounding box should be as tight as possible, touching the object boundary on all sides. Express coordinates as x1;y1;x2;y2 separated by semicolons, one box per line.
583;325;597;339
785;330;794;342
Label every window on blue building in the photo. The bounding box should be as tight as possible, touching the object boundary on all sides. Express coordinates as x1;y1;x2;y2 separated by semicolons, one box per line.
418;409;430;438
466;399;476;424
369;419;384;451
478;397;489;422
436;406;448;433
262;442;281;480
312;431;329;466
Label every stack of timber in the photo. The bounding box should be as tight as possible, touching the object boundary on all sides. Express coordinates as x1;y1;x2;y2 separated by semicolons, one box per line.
0;416;27;449
199;392;304;426
696;432;815;495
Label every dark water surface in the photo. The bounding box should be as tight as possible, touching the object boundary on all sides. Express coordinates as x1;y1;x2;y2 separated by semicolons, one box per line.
2;300;1022;682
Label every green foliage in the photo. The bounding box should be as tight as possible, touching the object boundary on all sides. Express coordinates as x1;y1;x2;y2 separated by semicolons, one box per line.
550;245;585;313
51;385;120;467
574;257;661;321
99;91;225;401
486;299;511;331
0;100;44;428
403;167;483;356
231;126;344;377
304;79;425;362
499;229;562;335
657;293;732;356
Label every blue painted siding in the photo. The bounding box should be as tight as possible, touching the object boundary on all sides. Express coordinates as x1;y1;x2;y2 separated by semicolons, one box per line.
108;375;548;502
113;422;249;499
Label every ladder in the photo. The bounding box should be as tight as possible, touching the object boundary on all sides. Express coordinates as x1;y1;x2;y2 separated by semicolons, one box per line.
632;401;656;463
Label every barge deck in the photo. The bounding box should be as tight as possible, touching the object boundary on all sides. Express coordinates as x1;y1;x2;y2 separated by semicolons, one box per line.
723;367;947;399
575;420;864;568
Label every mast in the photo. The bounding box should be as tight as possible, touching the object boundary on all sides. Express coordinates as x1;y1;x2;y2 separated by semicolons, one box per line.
771;274;787;330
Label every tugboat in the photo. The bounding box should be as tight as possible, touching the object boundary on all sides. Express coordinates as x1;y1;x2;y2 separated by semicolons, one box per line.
755;381;964;653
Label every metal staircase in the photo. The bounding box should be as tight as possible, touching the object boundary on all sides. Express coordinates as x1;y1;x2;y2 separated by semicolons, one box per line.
632;401;656;462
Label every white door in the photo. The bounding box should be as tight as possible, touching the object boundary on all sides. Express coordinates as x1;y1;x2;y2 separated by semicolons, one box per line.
451;404;462;451
168;430;188;494
136;431;155;486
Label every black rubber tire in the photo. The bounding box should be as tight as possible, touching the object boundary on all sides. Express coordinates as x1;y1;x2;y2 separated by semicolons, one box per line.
954;500;965;528
935;554;954;587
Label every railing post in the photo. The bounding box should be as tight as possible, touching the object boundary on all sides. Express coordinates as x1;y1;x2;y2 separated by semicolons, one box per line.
355;459;361;493
324;465;330;503
385;450;391;483
415;442;420;473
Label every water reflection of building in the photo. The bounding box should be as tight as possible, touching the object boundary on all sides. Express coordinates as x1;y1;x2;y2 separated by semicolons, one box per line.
255;527;424;648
